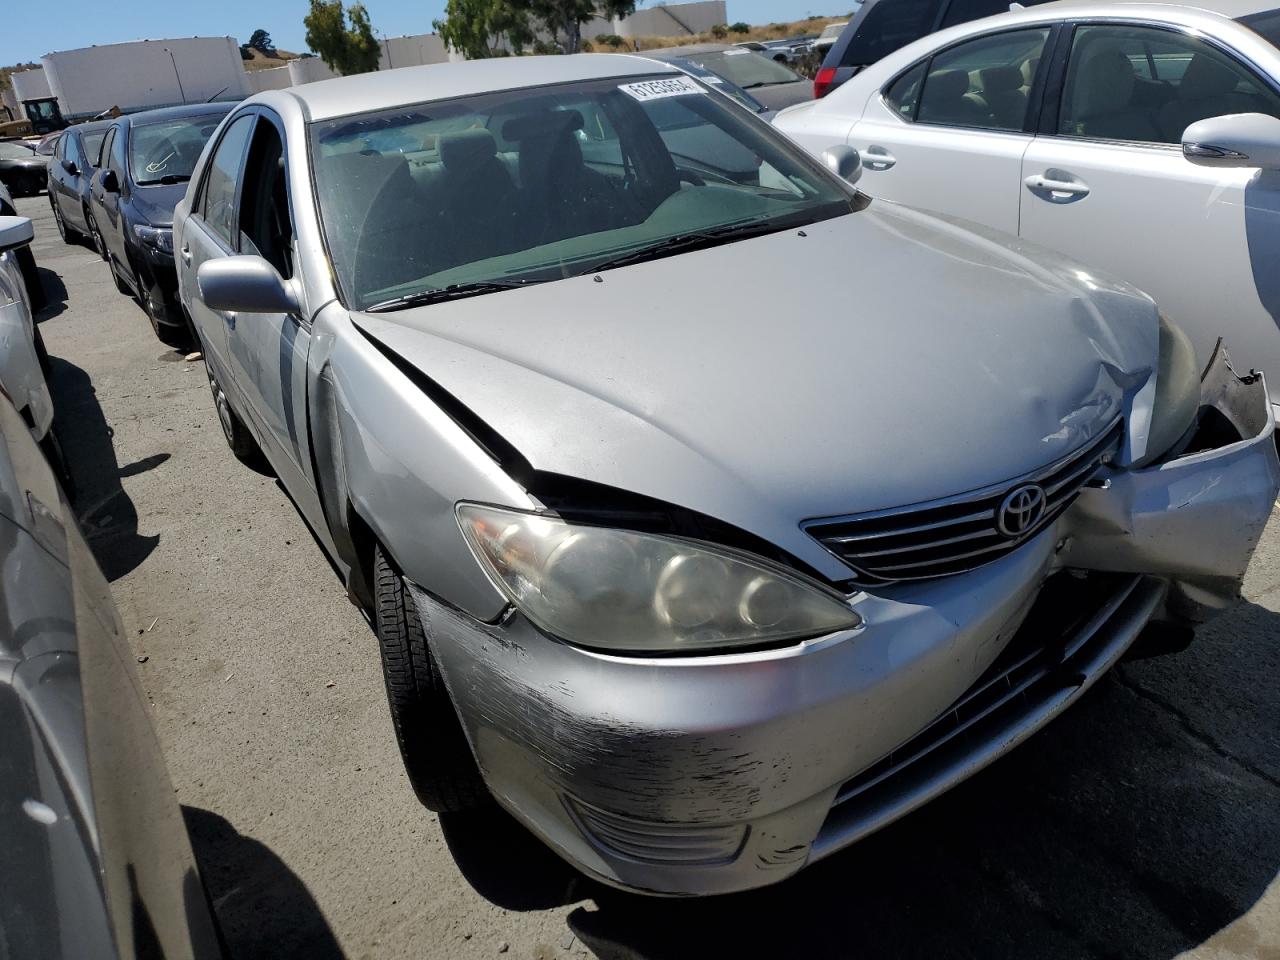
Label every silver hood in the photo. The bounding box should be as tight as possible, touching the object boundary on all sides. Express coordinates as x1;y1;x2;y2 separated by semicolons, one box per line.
352;202;1159;553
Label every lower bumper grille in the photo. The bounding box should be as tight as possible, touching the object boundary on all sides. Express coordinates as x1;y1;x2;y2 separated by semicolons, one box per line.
811;572;1165;862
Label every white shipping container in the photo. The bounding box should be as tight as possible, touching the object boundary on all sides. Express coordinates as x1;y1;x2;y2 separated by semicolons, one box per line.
42;37;250;120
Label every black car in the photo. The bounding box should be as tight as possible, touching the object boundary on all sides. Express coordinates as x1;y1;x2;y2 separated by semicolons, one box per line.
0;139;49;197
814;0;1051;97
88;103;234;346
47;120;111;249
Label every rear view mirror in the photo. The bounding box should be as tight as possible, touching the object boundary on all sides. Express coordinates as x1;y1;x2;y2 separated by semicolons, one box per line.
100;169;119;193
1182;113;1280;171
821;144;862;185
198;256;300;315
0;216;34;254
61;158;78;176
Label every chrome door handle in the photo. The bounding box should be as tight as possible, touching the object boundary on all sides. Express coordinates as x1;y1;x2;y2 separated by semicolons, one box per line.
180;245;191;264
863;146;897;170
1024;173;1090;198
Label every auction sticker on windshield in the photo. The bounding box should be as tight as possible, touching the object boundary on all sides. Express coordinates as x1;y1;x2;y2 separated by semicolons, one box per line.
619;76;704;101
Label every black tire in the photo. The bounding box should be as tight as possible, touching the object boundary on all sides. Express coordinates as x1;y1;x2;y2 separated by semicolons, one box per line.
52;198;82;244
109;257;131;295
203;360;266;467
34;325;51;379
374;545;488;812
134;264;191;349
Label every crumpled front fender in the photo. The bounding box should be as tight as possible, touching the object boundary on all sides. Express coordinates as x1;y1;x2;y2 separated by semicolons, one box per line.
1062;345;1279;610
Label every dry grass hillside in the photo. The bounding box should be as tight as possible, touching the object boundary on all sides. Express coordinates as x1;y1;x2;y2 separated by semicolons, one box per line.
242;48;301;71
604;14;851;51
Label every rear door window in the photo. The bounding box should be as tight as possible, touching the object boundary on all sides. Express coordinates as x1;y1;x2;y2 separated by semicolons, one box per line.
913;28;1050;130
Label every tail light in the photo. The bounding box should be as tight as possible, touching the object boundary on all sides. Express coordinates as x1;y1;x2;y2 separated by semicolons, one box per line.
814;66;838;99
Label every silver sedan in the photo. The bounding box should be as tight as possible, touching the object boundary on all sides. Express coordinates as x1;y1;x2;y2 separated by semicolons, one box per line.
174;54;1278;896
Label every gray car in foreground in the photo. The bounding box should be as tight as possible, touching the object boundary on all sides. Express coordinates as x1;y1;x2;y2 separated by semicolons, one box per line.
0;388;223;956
174;54;1278;896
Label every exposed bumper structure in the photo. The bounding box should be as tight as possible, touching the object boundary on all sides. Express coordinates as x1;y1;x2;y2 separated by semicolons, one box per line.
418;347;1278;896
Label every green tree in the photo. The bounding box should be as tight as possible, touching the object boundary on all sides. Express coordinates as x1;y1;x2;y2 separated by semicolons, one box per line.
248;28;276;53
729;21;750;33
435;0;533;58
710;22;728;38
304;0;381;75
528;0;636;54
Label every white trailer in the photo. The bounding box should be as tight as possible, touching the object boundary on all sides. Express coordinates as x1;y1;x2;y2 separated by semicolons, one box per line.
41;37;251;122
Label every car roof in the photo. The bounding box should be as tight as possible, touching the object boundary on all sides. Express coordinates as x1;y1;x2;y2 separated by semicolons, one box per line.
1013;0;1278;20
116;101;237;127
287;54;681;121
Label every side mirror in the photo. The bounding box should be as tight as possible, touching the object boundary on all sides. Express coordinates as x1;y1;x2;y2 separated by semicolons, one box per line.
0;216;34;254
61;158;78;176
821;144;862;185
198;256;300;315
100;169;119;193
1182;112;1280;170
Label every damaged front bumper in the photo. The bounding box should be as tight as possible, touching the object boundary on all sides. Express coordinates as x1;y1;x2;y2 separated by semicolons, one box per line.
417;347;1278;897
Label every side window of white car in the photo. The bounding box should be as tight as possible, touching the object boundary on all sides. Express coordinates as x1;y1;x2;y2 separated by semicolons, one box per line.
1059;25;1280;145
896;28;1050;131
198;114;255;246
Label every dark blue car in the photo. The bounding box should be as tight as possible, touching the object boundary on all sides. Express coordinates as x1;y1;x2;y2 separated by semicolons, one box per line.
88;103;234;346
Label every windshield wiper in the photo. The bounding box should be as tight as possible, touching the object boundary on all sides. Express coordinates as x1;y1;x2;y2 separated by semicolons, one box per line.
137;173;191;186
583;219;798;275
364;278;545;312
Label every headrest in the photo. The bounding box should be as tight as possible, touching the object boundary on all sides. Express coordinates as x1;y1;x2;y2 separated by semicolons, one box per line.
1075;45;1134;114
502;109;584;142
927;69;971;100
439;128;497;170
1180;53;1239;98
980;65;1023;94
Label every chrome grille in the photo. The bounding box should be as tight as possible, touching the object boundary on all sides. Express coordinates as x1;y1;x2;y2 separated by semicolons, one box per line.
805;420;1123;583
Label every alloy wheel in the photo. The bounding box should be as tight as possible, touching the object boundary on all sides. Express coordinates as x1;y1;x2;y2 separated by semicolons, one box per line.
52;201;67;241
87;215;106;260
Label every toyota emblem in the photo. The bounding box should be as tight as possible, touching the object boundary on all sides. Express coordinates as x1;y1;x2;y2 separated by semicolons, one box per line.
997;483;1047;538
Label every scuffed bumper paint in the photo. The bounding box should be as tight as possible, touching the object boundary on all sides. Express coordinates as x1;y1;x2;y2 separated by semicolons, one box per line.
415;347;1278;897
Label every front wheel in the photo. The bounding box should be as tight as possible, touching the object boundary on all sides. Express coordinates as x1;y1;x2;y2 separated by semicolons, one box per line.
85;211;108;262
374;545;488;813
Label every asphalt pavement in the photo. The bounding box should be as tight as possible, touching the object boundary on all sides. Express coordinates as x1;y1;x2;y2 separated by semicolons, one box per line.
17;193;1280;960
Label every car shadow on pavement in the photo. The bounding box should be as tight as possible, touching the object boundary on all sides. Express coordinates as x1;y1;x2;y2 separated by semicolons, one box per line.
33;266;68;322
445;602;1280;960
183;806;345;960
45;355;159;580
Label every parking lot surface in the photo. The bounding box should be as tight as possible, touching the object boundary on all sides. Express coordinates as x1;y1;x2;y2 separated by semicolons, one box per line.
18;192;1280;959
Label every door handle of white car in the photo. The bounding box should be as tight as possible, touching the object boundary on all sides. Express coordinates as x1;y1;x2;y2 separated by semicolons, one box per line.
1024;173;1090;198
862;146;896;170
180;245;191;264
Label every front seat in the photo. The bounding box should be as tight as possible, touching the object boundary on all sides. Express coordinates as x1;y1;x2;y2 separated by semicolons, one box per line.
1158;53;1256;142
436;129;520;265
505;111;621;246
1065;43;1160;141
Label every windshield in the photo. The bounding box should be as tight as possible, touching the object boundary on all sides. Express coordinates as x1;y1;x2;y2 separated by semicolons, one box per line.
129;114;227;185
684;50;802;88
310;74;853;311
0;141;36;160
665;58;767;112
1240;8;1280;48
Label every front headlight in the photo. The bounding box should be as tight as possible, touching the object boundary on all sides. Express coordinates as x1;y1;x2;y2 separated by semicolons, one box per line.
132;223;173;254
458;503;861;653
1136;314;1200;466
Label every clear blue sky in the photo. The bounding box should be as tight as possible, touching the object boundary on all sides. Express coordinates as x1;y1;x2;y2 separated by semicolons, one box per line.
1;0;845;65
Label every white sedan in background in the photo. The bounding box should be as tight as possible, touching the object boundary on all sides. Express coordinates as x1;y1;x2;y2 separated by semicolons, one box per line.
775;0;1280;412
